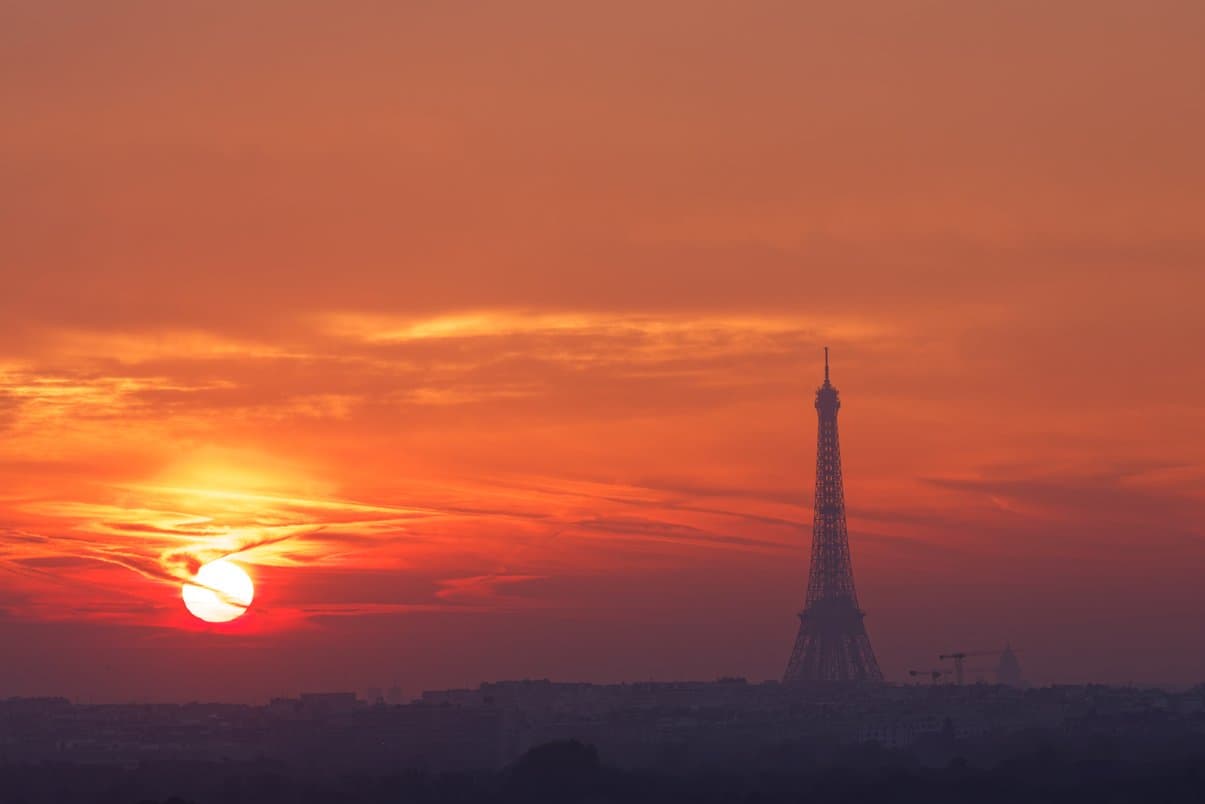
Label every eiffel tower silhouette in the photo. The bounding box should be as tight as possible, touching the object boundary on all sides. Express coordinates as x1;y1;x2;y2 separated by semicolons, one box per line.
783;349;883;683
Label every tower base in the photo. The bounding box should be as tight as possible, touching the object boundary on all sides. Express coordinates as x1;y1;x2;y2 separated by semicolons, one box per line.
783;596;884;683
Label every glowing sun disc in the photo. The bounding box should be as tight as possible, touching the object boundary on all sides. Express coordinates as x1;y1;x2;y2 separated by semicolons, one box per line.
182;559;254;623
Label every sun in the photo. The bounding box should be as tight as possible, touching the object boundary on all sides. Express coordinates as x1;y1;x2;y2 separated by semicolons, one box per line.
182;559;254;623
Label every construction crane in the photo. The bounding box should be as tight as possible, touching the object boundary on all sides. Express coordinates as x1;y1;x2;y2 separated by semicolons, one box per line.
938;650;1010;686
907;669;948;685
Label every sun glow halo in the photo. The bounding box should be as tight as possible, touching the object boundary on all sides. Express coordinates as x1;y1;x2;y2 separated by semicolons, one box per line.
182;559;254;623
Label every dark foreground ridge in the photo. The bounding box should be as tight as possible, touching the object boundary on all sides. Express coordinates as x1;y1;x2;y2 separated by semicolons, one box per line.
3;736;1205;804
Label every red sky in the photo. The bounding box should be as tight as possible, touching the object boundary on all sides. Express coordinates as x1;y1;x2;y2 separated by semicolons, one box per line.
2;1;1204;701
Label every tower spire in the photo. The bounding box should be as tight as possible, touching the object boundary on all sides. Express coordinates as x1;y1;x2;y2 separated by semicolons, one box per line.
783;350;883;683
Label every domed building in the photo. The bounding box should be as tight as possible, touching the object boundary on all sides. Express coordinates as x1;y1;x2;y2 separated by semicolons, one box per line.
996;644;1023;686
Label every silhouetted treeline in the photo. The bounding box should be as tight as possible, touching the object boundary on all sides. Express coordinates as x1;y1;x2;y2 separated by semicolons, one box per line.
4;733;1205;804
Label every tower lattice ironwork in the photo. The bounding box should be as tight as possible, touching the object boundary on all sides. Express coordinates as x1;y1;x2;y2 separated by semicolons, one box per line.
783;349;884;683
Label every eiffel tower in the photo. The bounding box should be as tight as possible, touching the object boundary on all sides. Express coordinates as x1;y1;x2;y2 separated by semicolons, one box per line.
783;349;884;683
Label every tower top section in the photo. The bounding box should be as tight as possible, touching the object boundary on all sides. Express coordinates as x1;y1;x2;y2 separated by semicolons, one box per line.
816;347;840;414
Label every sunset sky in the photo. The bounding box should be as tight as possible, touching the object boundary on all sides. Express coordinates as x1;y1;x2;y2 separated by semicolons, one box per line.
2;1;1204;701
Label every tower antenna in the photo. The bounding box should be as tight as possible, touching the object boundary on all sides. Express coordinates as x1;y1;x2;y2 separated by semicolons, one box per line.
824;347;830;383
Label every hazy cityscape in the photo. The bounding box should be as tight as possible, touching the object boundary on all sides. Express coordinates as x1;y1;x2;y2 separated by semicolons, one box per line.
4;678;1205;801
6;2;1204;802
5;676;1205;769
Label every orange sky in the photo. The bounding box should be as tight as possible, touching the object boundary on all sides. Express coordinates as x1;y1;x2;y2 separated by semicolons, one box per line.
2;1;1204;700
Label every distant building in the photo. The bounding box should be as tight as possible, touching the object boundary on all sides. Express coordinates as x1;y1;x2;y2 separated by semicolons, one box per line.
299;692;358;716
996;644;1023;686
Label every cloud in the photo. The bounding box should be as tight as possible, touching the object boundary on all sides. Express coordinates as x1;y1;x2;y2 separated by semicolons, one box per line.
571;516;789;552
435;574;547;605
0;459;815;628
924;464;1205;538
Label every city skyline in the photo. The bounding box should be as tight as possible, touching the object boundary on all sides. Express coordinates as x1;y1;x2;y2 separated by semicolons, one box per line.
2;1;1204;703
